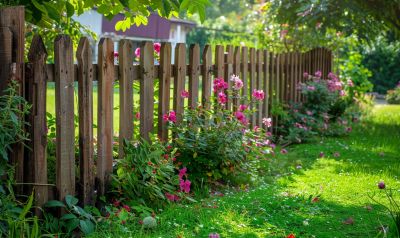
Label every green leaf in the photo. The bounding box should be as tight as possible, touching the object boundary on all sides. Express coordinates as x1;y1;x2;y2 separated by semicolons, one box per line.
19;192;34;220
31;0;48;14
79;219;95;235
60;213;78;220
44;200;66;208
66;2;75;18
65;195;79;207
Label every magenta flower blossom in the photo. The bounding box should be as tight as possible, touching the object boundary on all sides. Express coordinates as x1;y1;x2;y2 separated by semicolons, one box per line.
303;72;309;78
262;117;272;127
306;110;313;116
307;85;316;91
252;89;265;101
346;127;352;132
230;75;243;90
378;181;385;189
135;48;140;58
218;91;227;105
315;70;322;78
234;111;248;125
280;148;288;154
153;42;161;54
319;152;325;158
239;104;248;112
135;112;140;120
180;179;191;193
180;90;189;98
266;131;272;137
163;110;177;123
209;233;220;238
114;51;119;58
165;192;180;201
339;90;346;97
178;167;187;179
213;78;228;93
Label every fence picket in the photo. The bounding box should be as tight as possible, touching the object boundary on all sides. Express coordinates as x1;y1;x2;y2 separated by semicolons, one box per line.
140;42;155;140
256;49;263;126
97;38;114;196
262;50;270;122
249;48;256;127
26;34;48;212
76;37;94;205
54;35;75;201
173;43;186;123
225;45;234;110
158;43;172;140
189;44;200;109
201;45;212;109
241;47;249;103
233;47;241;110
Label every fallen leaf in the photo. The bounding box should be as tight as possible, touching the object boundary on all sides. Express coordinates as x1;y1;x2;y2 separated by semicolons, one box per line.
342;217;354;225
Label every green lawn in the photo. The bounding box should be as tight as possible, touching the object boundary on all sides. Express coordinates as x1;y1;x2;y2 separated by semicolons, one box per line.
88;105;400;237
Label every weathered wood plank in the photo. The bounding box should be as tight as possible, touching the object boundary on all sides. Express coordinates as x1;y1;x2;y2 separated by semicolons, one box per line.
26;35;48;212
0;27;12;94
97;38;114;196
215;45;224;78
54;35;75;201
76;37;94;205
241;47;249;103
140;42;155;140
158;43;172;141
225;45;234;110
118;39;134;158
201;45;212;109
173;43;186;123
233;47;241;110
189;44;200;109
249;48;256;127
262;50;270;122
256;49;263;126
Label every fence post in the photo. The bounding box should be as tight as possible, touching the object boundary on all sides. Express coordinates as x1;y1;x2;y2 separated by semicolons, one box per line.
26;35;48;213
0;6;25;194
225;45;234;111
54;35;75;201
201;45;212;109
256;49;263;126
262;50;270;122
241;47;249;103
249;48;256;127
77;37;94;205
233;47;241;110
97;38;114;196
173;43;186;123
158;43;172;140
189;44;200;109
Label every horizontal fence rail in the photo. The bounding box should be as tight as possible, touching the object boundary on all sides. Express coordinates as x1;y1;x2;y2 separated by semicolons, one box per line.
10;33;333;208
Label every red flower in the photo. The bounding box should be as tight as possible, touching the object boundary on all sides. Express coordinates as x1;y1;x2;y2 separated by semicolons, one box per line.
287;234;296;238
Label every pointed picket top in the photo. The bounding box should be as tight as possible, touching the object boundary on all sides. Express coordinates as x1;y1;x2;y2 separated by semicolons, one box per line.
28;34;47;62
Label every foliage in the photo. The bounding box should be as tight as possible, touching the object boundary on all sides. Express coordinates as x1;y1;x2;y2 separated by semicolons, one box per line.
171;76;273;185
0;80;30;162
386;85;400;105
43;195;99;236
362;38;400;94
112;138;192;214
0;0;209;31
0;190;40;238
267;0;400;42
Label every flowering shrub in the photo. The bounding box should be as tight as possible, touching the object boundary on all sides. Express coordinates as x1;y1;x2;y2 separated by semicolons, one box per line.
277;71;356;144
111;138;193;213
170;75;274;185
386;83;400;104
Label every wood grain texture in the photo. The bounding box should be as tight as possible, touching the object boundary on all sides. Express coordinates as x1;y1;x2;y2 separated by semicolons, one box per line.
241;47;249;103
139;42;155;141
215;45;224;78
262;50;270;121
76;37;94;205
249;48;256;127
233;47;241;110
97;38;114;196
201;45;212;109
189;44;200;109
225;45;234;110
54;35;75;200
158;43;172;140
26;34;48;212
118;39;134;157
0;27;12;94
173;43;186;123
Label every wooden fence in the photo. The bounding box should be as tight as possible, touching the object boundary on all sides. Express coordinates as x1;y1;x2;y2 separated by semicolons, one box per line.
0;6;333;209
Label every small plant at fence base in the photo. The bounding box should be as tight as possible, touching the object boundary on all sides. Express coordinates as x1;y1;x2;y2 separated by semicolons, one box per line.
170;75;274;186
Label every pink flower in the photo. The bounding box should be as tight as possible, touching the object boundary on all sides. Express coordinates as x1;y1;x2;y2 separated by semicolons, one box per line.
266;131;272;137
135;112;140;120
306;110;313;116
307;85;315;91
230;75;243;90
280;148;288;154
218;91;227;105
213;78;228;93
319;152;325;158
333;152;340;157
180;90;189;98
316;22;322;29
239;104;248;111
315;70;322;78
153;43;161;54
163;110;177;123
347;79;354;87
339;90;346;97
114;51;119;58
252;89;265;101
303;72;309;78
262;117;272;127
135;48;140;58
209;233;220;238
346;127;352;132
253;126;260;132
178;167;187;179
180;179;191;193
234;111;248;125
165;192;180;201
